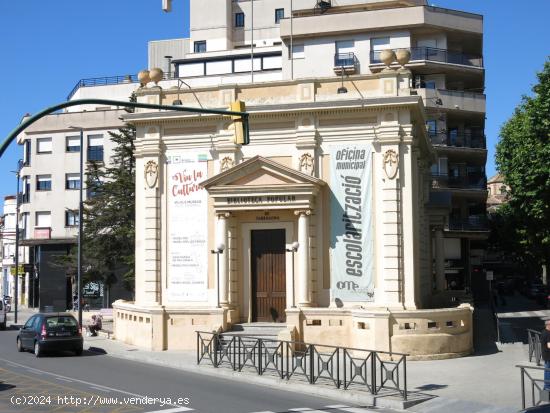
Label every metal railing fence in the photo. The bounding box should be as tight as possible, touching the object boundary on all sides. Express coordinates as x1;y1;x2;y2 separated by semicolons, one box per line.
196;331;408;400
528;329;542;366
517;364;550;409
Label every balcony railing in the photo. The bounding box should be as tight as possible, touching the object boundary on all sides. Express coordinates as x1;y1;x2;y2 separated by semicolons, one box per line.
18;192;30;204
448;216;488;231
429;133;486;149
67;72;176;101
370;47;483;68
431;173;487;189
334;52;358;74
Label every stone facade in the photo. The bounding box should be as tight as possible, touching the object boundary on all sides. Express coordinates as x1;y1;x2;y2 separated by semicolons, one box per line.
113;69;474;358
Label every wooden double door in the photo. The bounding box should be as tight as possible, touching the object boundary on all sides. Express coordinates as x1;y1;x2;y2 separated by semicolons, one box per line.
251;229;286;322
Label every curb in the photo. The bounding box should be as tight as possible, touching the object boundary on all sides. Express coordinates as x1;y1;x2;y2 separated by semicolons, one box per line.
85;343;428;411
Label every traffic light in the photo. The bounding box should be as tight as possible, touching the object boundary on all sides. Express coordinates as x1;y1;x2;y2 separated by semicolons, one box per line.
229;100;249;145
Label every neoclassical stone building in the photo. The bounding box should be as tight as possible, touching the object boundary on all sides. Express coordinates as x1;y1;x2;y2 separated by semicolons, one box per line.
113;66;473;358
111;0;486;358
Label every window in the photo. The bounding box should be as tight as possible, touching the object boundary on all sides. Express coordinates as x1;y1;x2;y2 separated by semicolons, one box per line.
65;210;79;227
23;140;31;166
235;12;245;27
194;41;206;53
35;211;51;228
275;8;284;23
66;173;80;190
66;136;80;152
36;175;52;191
36;138;52;154
371;37;390;62
291;44;304;59
426;120;437;136
21;176;30;203
87;135;104;162
500;185;507;195
21;212;30;239
87;178;102;199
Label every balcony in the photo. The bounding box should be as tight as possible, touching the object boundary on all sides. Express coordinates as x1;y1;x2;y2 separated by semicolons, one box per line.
417;88;486;113
334;52;358;74
431;173;486;190
429;133;486;149
18;192;30;204
448;216;488;232
370;47;483;68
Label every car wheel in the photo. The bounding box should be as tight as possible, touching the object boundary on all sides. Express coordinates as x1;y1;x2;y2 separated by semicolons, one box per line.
17;338;24;352
74;348;83;356
34;341;42;358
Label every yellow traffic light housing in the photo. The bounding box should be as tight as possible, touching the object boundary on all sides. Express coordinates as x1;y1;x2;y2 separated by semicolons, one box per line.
229;100;249;145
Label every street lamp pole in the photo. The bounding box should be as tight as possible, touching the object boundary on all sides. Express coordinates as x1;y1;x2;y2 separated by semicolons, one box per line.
69;126;84;327
211;243;225;308
77;128;83;327
286;241;299;308
14;160;22;324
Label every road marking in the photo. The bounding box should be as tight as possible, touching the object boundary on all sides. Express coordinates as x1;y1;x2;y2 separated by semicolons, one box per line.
55;377;74;382
325;405;378;412
25;369;43;375
89;386;111;392
289;409;331;413
0;357;193;411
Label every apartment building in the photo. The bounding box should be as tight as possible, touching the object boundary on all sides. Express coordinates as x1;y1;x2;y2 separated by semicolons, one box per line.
16;107;136;311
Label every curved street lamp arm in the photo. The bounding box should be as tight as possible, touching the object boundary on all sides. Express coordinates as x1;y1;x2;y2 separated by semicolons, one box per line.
0;98;250;159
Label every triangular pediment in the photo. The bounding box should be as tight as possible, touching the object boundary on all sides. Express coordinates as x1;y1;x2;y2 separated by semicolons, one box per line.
202;156;325;189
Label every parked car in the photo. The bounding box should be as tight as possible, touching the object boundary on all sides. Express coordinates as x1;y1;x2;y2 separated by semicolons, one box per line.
519;404;550;412
16;313;83;357
0;300;6;330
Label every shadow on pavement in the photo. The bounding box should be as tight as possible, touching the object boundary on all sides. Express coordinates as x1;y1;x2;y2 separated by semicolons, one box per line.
0;382;16;392
415;384;448;391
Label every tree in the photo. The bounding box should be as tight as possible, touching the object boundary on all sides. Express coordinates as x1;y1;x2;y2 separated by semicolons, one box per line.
84;124;136;292
496;58;550;272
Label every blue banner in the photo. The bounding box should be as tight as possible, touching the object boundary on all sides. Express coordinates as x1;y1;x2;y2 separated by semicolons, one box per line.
330;144;374;302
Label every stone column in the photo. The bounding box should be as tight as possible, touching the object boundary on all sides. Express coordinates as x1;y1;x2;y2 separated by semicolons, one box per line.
295;210;311;307
434;227;446;291
216;212;230;307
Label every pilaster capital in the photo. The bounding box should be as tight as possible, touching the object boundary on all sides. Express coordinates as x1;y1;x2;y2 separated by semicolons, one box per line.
216;211;232;219
294;209;312;217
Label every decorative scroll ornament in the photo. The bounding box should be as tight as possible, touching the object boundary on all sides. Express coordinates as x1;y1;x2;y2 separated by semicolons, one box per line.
145;160;159;188
383;149;399;179
220;156;234;172
299;153;314;176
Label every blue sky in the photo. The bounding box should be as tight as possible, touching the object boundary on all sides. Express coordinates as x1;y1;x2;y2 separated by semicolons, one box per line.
0;0;549;211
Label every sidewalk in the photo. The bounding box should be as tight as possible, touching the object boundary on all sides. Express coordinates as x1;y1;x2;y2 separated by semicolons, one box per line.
83;332;523;413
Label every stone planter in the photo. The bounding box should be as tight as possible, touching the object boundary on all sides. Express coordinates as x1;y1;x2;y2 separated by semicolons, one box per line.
395;48;411;67
149;67;164;85
138;70;150;86
380;49;396;67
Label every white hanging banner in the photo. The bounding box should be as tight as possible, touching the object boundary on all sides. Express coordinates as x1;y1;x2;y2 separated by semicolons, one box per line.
330;144;375;302
166;151;209;301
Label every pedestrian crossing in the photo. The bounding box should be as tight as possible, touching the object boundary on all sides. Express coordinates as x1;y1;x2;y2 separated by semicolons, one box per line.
498;310;550;318
247;405;384;413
